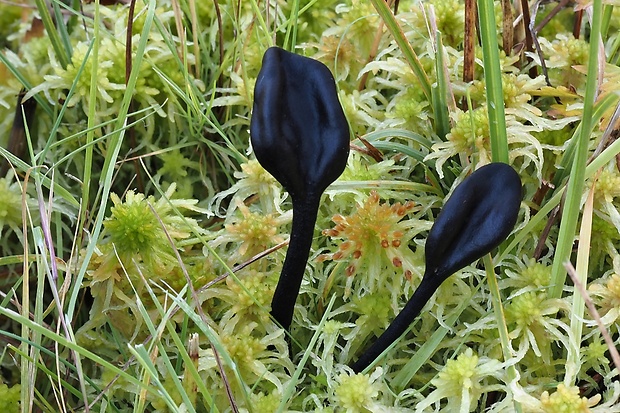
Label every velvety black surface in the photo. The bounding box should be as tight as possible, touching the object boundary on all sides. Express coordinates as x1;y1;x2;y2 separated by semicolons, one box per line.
250;47;350;201
352;163;522;373
250;47;350;332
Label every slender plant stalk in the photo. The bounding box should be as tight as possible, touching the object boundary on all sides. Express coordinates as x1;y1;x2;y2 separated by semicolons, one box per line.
564;263;620;374
277;295;337;413
67;0;158;319
463;0;476;85
520;0;537;78
477;0;509;163
247;0;274;48
130;345;180;412
173;331;218;412
564;177;595;384
0;145;78;206
369;0;431;101
551;93;610;190
484;254;522;413
0;305;156;392
498;110;620;264
432;32;451;139
549;0;602;299
352;278;438;373
283;0;301;51
34;176;90;410
52;1;73;59
171;292;253;406
7;343;95;402
33;0;70;69
601;4;614;37
75;0;100;298
36;42;93;168
20;172;32;411
134;285;200;413
501;0;513;53
188;0;201;77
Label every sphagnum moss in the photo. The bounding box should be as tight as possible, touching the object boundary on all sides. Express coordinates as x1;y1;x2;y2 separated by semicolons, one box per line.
335;371;379;413
416;348;503;413
320;191;419;284
3;0;620;412
540;384;596;413
0;381;20;413
0;172;24;239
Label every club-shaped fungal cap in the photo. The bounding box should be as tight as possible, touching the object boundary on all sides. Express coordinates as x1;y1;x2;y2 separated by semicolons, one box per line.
350;163;522;373
250;46;351;201
424;162;522;284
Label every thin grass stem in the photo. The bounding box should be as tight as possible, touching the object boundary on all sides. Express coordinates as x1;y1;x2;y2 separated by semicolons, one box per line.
432;32;451;140
497;93;620;264
277;295;337;413
52;0;73;59
483;254;522;413
477;0;509;163
564;175;595;385
67;0;157;320
283;0;300;51
34;0;70;69
0;305;157;394
369;0;431;101
549;0;602;299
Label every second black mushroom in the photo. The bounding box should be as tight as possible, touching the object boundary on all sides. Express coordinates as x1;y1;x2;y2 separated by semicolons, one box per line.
351;162;522;373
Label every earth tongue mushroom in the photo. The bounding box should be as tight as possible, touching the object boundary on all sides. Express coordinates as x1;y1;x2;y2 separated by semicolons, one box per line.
250;46;351;332
351;162;522;373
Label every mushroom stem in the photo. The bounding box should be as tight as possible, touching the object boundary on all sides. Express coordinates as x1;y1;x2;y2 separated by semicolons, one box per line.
351;274;439;373
270;195;320;332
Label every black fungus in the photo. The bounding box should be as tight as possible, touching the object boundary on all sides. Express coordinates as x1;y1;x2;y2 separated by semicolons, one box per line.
250;46;350;332
351;162;522;372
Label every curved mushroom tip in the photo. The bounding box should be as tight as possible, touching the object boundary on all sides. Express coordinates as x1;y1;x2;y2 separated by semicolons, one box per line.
424;161;522;285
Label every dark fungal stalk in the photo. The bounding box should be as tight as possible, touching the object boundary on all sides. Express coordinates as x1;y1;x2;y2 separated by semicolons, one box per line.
250;46;350;332
351;162;522;373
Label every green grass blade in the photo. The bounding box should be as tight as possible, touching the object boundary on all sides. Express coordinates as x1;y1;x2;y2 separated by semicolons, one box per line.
247;0;274;49
0;305;156;393
67;0;157;320
5;340;121;412
283;0;301;51
497;102;620;264
167;326;219;412
129;345;180;410
369;0;431;101
52;0;73;58
33;0;70;69
277;294;337;413
484;254;522;412
74;0;100;310
432;32;451;140
564;182;594;385
0;52;54;117
549;0;603;299
550;93;618;191
477;0;508;163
